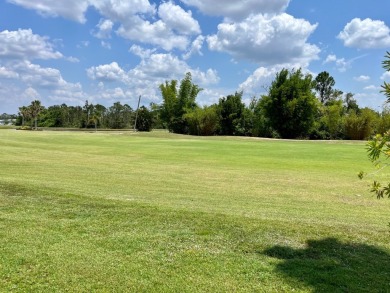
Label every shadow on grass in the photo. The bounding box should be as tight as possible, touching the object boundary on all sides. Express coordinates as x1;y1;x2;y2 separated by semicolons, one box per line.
264;238;390;292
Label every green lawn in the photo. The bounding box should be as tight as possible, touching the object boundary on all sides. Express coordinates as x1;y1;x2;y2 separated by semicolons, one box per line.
0;129;389;292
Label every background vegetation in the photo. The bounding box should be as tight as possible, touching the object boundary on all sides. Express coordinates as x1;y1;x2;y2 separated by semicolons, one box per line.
10;60;390;140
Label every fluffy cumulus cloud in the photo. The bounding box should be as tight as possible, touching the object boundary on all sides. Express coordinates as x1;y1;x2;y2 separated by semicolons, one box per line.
86;62;127;82
180;0;290;20
8;0;201;51
207;13;319;66
22;87;40;100
323;54;348;72
158;1;200;35
183;35;205;59
93;19;114;39
364;85;381;91
89;48;220;104
116;18;190;51
338;18;390;49
0;29;62;60
0;66;19;78
12;61;83;98
381;71;390;80
354;75;370;82
7;0;90;22
100;1;200;51
238;63;308;95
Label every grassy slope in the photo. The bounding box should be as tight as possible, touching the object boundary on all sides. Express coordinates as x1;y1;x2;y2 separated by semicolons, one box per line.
0;130;389;292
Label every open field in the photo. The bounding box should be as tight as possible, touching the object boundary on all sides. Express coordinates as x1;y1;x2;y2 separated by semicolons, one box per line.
0;129;389;292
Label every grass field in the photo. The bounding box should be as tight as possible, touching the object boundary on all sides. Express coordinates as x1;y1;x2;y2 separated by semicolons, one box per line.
0;129;389;292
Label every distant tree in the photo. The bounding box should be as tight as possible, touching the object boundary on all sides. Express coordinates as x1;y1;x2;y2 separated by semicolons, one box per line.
106;102;132;129
136;106;153;132
83;100;94;128
344;92;359;113
160;79;178;130
322;99;345;139
263;68;319;138
18;106;30;126
159;72;202;134
149;102;164;129
314;71;335;104
217;91;245;136
94;104;107;128
184;105;219;136
345;108;378;140
29;100;44;130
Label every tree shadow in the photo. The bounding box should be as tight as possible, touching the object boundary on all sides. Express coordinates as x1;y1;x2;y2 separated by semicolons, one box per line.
264;238;390;292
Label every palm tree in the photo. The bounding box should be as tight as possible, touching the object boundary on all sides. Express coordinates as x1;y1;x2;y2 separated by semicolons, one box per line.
29;100;43;130
19;106;30;126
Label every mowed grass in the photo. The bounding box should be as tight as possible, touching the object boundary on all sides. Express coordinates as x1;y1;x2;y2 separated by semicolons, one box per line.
0;129;389;292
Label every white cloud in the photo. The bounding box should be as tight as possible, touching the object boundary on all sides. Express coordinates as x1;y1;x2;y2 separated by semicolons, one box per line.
93;0;192;51
87;51;220;106
207;13;319;66
101;41;111;49
93;19;114;39
116;17;190;51
324;54;337;63
78;41;90;48
364;85;381;91
0;29;63;60
238;63;307;95
180;0;290;20
22;87;40;100
192;69;220;85
0;66;19;78
158;1;201;35
8;0;194;51
183;35;205;60
338;18;390;49
14;61;68;89
7;0;90;22
381;71;390;80
86;62;127;82
354;92;387;109
323;54;348;72
129;45;156;59
354;75;370;82
67;56;80;63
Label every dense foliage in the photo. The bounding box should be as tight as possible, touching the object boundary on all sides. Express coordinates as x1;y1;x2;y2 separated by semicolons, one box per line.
10;68;390;139
359;51;390;199
263;69;318;138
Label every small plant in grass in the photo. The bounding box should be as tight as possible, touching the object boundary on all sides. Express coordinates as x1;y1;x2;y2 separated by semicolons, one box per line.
358;132;390;199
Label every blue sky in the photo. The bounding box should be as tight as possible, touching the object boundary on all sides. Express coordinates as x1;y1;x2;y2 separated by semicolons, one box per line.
1;0;390;114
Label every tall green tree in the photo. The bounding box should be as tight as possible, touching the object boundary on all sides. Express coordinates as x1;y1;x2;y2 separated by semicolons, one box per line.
29;100;44;130
184;105;219;136
159;72;202;134
344;92;359;113
136;106;153;132
159;79;178;130
314;71;335;104
217;91;245;135
18;106;30;126
263;68;319;138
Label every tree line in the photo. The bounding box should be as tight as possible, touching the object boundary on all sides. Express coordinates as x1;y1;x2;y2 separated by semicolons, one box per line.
13;64;389;139
157;70;389;140
16;100;154;131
